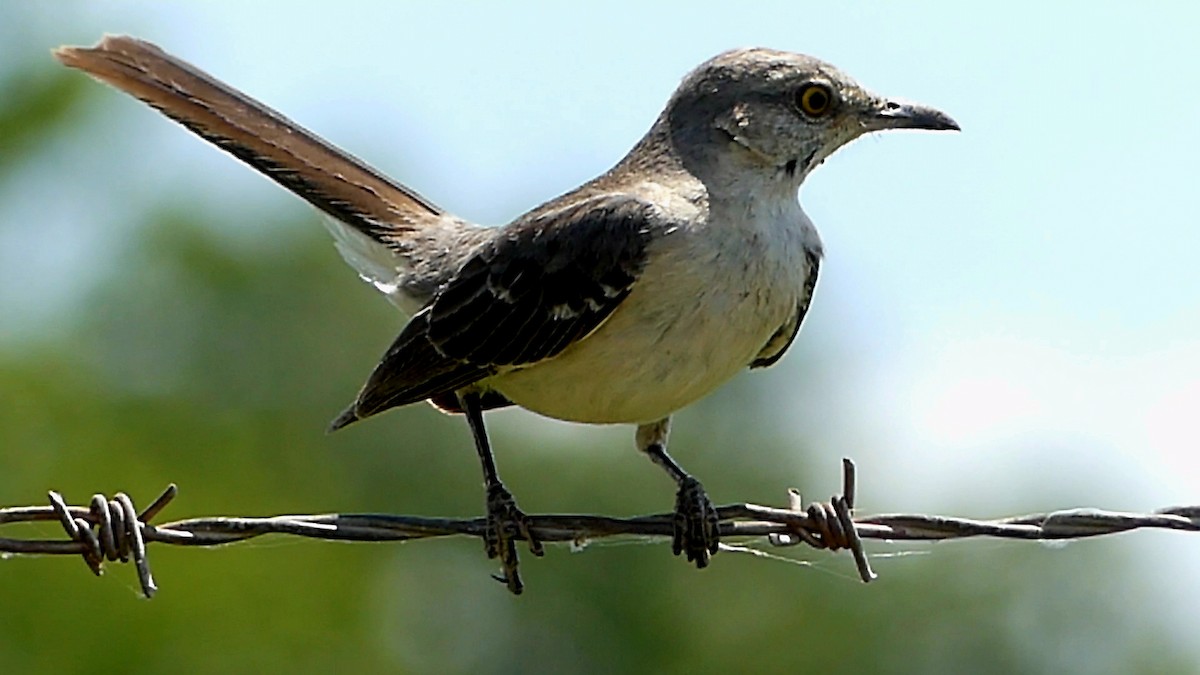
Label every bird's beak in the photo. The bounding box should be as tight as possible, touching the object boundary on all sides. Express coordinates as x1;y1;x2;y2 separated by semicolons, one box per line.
865;99;960;132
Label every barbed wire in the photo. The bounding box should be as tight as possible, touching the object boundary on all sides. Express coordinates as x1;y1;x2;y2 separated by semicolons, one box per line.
2;458;1197;598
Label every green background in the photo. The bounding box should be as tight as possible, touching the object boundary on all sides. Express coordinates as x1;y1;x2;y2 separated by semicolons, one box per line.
1;3;1196;673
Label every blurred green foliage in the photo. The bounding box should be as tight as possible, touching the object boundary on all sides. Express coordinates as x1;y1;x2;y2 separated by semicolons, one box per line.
0;67;88;181
0;32;1193;675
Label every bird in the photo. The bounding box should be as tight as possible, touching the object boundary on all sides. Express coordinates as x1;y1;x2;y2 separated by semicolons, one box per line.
54;36;958;593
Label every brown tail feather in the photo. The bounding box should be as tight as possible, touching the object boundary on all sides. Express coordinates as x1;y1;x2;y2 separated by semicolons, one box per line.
54;35;442;245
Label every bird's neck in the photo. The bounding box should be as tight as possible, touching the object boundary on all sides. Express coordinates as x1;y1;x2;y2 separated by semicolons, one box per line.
618;117;803;205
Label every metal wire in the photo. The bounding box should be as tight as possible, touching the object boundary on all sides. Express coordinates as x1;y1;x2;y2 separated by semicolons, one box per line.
2;458;1196;598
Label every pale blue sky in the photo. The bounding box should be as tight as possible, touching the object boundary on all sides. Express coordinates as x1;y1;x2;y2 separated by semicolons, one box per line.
3;1;1200;643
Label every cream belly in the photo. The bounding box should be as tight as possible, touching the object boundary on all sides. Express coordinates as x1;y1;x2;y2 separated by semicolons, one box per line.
490;202;819;425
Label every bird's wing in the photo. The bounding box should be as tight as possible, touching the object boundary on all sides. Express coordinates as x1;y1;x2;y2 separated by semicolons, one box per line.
54;35;444;247
427;194;654;365
750;249;820;368
335;194;656;425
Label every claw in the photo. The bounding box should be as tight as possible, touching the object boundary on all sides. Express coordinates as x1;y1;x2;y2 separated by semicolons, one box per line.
484;483;543;594
672;476;720;568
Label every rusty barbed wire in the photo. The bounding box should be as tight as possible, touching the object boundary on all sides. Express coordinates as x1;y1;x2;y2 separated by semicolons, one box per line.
2;458;1197;598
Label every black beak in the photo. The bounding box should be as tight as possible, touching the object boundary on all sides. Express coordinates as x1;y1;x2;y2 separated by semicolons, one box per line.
868;99;960;132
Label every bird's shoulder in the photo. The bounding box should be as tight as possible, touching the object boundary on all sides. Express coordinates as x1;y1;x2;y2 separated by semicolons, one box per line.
424;189;682;367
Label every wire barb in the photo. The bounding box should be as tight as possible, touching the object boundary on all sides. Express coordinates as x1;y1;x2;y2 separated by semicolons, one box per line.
35;486;177;597
762;459;875;581
2;461;1197;597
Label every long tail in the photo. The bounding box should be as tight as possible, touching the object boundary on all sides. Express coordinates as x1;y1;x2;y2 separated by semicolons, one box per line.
54;35;445;251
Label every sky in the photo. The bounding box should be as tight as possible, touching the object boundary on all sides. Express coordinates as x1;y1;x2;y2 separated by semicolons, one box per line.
3;0;1199;640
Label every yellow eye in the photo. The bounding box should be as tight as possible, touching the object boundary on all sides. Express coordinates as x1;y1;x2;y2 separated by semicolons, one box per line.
796;83;833;117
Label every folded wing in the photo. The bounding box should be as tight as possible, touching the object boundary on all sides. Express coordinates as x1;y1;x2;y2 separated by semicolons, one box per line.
332;194;656;427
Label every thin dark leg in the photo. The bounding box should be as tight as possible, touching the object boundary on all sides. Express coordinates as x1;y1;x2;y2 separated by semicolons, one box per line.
636;418;720;568
461;391;543;594
462;392;503;487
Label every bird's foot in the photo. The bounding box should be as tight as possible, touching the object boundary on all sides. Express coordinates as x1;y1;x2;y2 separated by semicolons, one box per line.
484;482;544;594
672;476;720;568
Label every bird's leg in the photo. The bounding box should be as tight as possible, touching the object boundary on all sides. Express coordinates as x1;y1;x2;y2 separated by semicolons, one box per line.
461;391;544;594
636;418;720;568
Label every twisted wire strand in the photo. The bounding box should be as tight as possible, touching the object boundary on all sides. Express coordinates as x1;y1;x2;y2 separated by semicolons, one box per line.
3;459;1197;598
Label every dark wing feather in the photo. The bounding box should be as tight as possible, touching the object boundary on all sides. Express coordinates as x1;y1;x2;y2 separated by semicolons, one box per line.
750;249;820;369
427;194;653;365
334;194;654;427
329;310;496;430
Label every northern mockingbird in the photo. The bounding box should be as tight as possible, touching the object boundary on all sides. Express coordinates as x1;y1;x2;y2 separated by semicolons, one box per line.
55;36;957;593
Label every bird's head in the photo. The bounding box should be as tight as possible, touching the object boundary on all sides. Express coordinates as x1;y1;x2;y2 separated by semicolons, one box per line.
662;48;958;186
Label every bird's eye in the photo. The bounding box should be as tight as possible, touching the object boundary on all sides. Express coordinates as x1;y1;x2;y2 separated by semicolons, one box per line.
795;83;833;117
